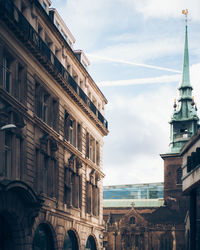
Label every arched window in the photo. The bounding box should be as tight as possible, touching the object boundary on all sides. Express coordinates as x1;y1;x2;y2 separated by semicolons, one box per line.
130;216;135;224
86;235;97;250
32;224;54;250
63;230;79;250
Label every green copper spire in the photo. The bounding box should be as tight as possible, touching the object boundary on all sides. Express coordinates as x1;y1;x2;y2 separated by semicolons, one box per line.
181;24;191;88
169;17;199;153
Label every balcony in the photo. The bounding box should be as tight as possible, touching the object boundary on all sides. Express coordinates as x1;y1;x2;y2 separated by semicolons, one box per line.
0;0;108;131
186;148;200;173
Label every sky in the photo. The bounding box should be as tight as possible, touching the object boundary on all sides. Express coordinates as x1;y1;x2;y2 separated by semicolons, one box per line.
52;0;200;186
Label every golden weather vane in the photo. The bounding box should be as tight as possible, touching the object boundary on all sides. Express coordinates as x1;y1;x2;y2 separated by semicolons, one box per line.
182;9;188;24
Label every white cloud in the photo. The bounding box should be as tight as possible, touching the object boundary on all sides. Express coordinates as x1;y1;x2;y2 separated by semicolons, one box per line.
190;63;200;109
102;84;175;185
104;155;164;185
123;0;200;20
54;0;130;49
102;62;200;185
88;36;183;64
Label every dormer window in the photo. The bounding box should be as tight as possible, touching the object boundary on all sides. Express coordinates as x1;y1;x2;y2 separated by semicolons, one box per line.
56;22;59;28
42;1;47;10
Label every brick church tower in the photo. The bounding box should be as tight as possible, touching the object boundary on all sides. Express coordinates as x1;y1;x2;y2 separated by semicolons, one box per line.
161;15;199;204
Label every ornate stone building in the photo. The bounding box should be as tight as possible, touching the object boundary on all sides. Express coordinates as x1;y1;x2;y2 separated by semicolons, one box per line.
181;130;200;250
0;0;108;249
103;17;196;250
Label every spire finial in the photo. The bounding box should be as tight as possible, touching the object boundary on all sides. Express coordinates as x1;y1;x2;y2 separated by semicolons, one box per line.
131;201;135;209
182;9;188;25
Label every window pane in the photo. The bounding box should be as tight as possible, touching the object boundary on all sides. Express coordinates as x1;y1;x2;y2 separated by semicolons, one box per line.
3;57;11;93
4;132;12;178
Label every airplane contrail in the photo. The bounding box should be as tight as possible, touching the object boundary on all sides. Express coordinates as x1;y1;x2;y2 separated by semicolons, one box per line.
87;54;182;74
98;74;181;87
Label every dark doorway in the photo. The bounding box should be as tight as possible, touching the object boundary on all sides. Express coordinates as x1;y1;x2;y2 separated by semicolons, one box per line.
86;235;97;250
63;230;79;250
32;223;55;250
0;214;14;250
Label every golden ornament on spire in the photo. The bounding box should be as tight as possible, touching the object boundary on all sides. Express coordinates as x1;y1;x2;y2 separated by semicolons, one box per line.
182;9;188;16
182;9;188;24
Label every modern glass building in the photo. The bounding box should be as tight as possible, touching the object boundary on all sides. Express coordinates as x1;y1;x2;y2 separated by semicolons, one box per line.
103;182;164;200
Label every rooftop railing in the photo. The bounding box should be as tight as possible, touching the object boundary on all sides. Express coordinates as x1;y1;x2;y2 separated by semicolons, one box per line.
0;0;108;130
187;148;200;173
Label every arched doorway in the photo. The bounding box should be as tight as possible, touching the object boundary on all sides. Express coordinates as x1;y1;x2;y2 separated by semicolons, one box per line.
32;223;55;250
86;235;97;250
63;230;79;250
0;214;14;250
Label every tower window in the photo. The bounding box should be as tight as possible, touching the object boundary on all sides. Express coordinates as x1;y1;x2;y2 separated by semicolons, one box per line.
177;167;182;184
130;216;135;224
180;128;188;133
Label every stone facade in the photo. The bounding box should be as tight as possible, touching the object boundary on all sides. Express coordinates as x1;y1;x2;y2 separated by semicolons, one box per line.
181;130;200;250
0;0;108;249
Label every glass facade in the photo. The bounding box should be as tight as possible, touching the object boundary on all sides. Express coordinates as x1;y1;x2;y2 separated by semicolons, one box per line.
103;183;163;200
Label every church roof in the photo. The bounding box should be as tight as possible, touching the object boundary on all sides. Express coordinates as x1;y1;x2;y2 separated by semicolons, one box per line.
143;206;186;224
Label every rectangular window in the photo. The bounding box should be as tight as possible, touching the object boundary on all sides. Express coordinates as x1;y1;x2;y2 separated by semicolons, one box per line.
36;147;57;198
15;136;22;179
69;119;73;145
135;235;139;247
64;111;69;140
43;154;48;194
15;63;24;101
96;141;100;166
48;158;56;198
4;132;12;178
77;123;82;151
86;132;89;158
35;83;58;130
52;99;58;131
64;112;82;150
3;56;12;93
86;133;99;164
42;93;48;123
89;136;95;163
86;182;92;214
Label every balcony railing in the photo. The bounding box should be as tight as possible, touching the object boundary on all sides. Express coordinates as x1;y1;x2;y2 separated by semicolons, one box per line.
0;0;108;130
187;148;200;173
